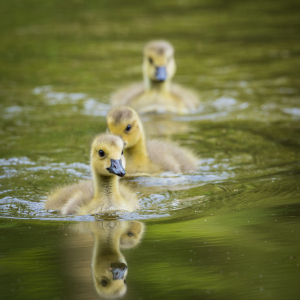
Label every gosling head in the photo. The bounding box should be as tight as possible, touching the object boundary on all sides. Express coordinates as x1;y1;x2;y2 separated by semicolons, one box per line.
143;40;176;83
91;134;126;177
93;260;128;299
106;107;143;149
120;221;145;249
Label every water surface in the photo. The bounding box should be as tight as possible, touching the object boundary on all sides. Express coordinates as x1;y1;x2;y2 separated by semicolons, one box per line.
0;0;299;299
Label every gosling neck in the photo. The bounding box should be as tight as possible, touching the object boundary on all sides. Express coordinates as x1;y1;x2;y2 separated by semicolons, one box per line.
93;226;121;257
92;171;123;207
92;226;126;273
126;132;148;162
144;74;171;92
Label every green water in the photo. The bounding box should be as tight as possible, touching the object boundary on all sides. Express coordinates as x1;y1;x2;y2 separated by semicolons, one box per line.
0;0;300;299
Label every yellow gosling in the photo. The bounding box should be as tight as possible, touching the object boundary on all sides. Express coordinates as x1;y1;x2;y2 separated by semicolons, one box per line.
106;106;199;175
44;134;139;215
110;40;199;114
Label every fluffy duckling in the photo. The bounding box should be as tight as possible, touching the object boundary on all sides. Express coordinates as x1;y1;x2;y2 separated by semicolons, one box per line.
44;134;139;215
106;106;199;175
110;40;199;114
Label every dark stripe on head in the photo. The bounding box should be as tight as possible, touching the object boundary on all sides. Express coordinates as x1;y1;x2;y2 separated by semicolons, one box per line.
144;41;174;55
94;134;121;147
109;108;134;125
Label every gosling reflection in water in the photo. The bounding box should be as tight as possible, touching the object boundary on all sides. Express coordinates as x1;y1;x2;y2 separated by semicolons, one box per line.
77;221;145;299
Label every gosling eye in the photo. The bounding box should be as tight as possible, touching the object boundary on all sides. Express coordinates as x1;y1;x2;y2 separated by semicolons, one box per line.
125;124;131;132
101;279;108;287
99;150;105;157
122;150;123;155
148;57;153;64
124;280;127;284
127;231;133;237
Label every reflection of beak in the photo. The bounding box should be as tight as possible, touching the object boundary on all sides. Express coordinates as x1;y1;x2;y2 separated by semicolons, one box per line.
155;66;167;81
106;159;126;177
110;262;127;280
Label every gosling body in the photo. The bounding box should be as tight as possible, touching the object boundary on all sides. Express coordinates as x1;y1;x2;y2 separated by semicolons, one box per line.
106;106;199;175
44;134;139;215
110;40;199;114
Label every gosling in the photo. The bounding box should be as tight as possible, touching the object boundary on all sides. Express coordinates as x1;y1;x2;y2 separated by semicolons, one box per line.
110;40;199;114
106;106;199;175
44;134;139;215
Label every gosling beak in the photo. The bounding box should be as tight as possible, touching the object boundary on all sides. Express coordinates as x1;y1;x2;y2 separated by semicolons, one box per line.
107;159;126;177
109;262;127;280
155;66;167;81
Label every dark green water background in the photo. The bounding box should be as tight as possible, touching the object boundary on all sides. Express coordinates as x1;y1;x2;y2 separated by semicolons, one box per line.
0;0;299;299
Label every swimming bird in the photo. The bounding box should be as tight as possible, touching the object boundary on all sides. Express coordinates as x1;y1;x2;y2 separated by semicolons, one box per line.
110;40;199;114
106;106;199;175
44;134;139;215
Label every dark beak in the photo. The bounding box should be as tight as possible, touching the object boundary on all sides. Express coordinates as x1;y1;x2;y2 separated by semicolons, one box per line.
106;159;126;177
155;66;167;81
110;262;127;280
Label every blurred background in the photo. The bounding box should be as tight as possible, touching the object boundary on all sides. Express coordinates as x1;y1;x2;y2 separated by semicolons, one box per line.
0;0;299;299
